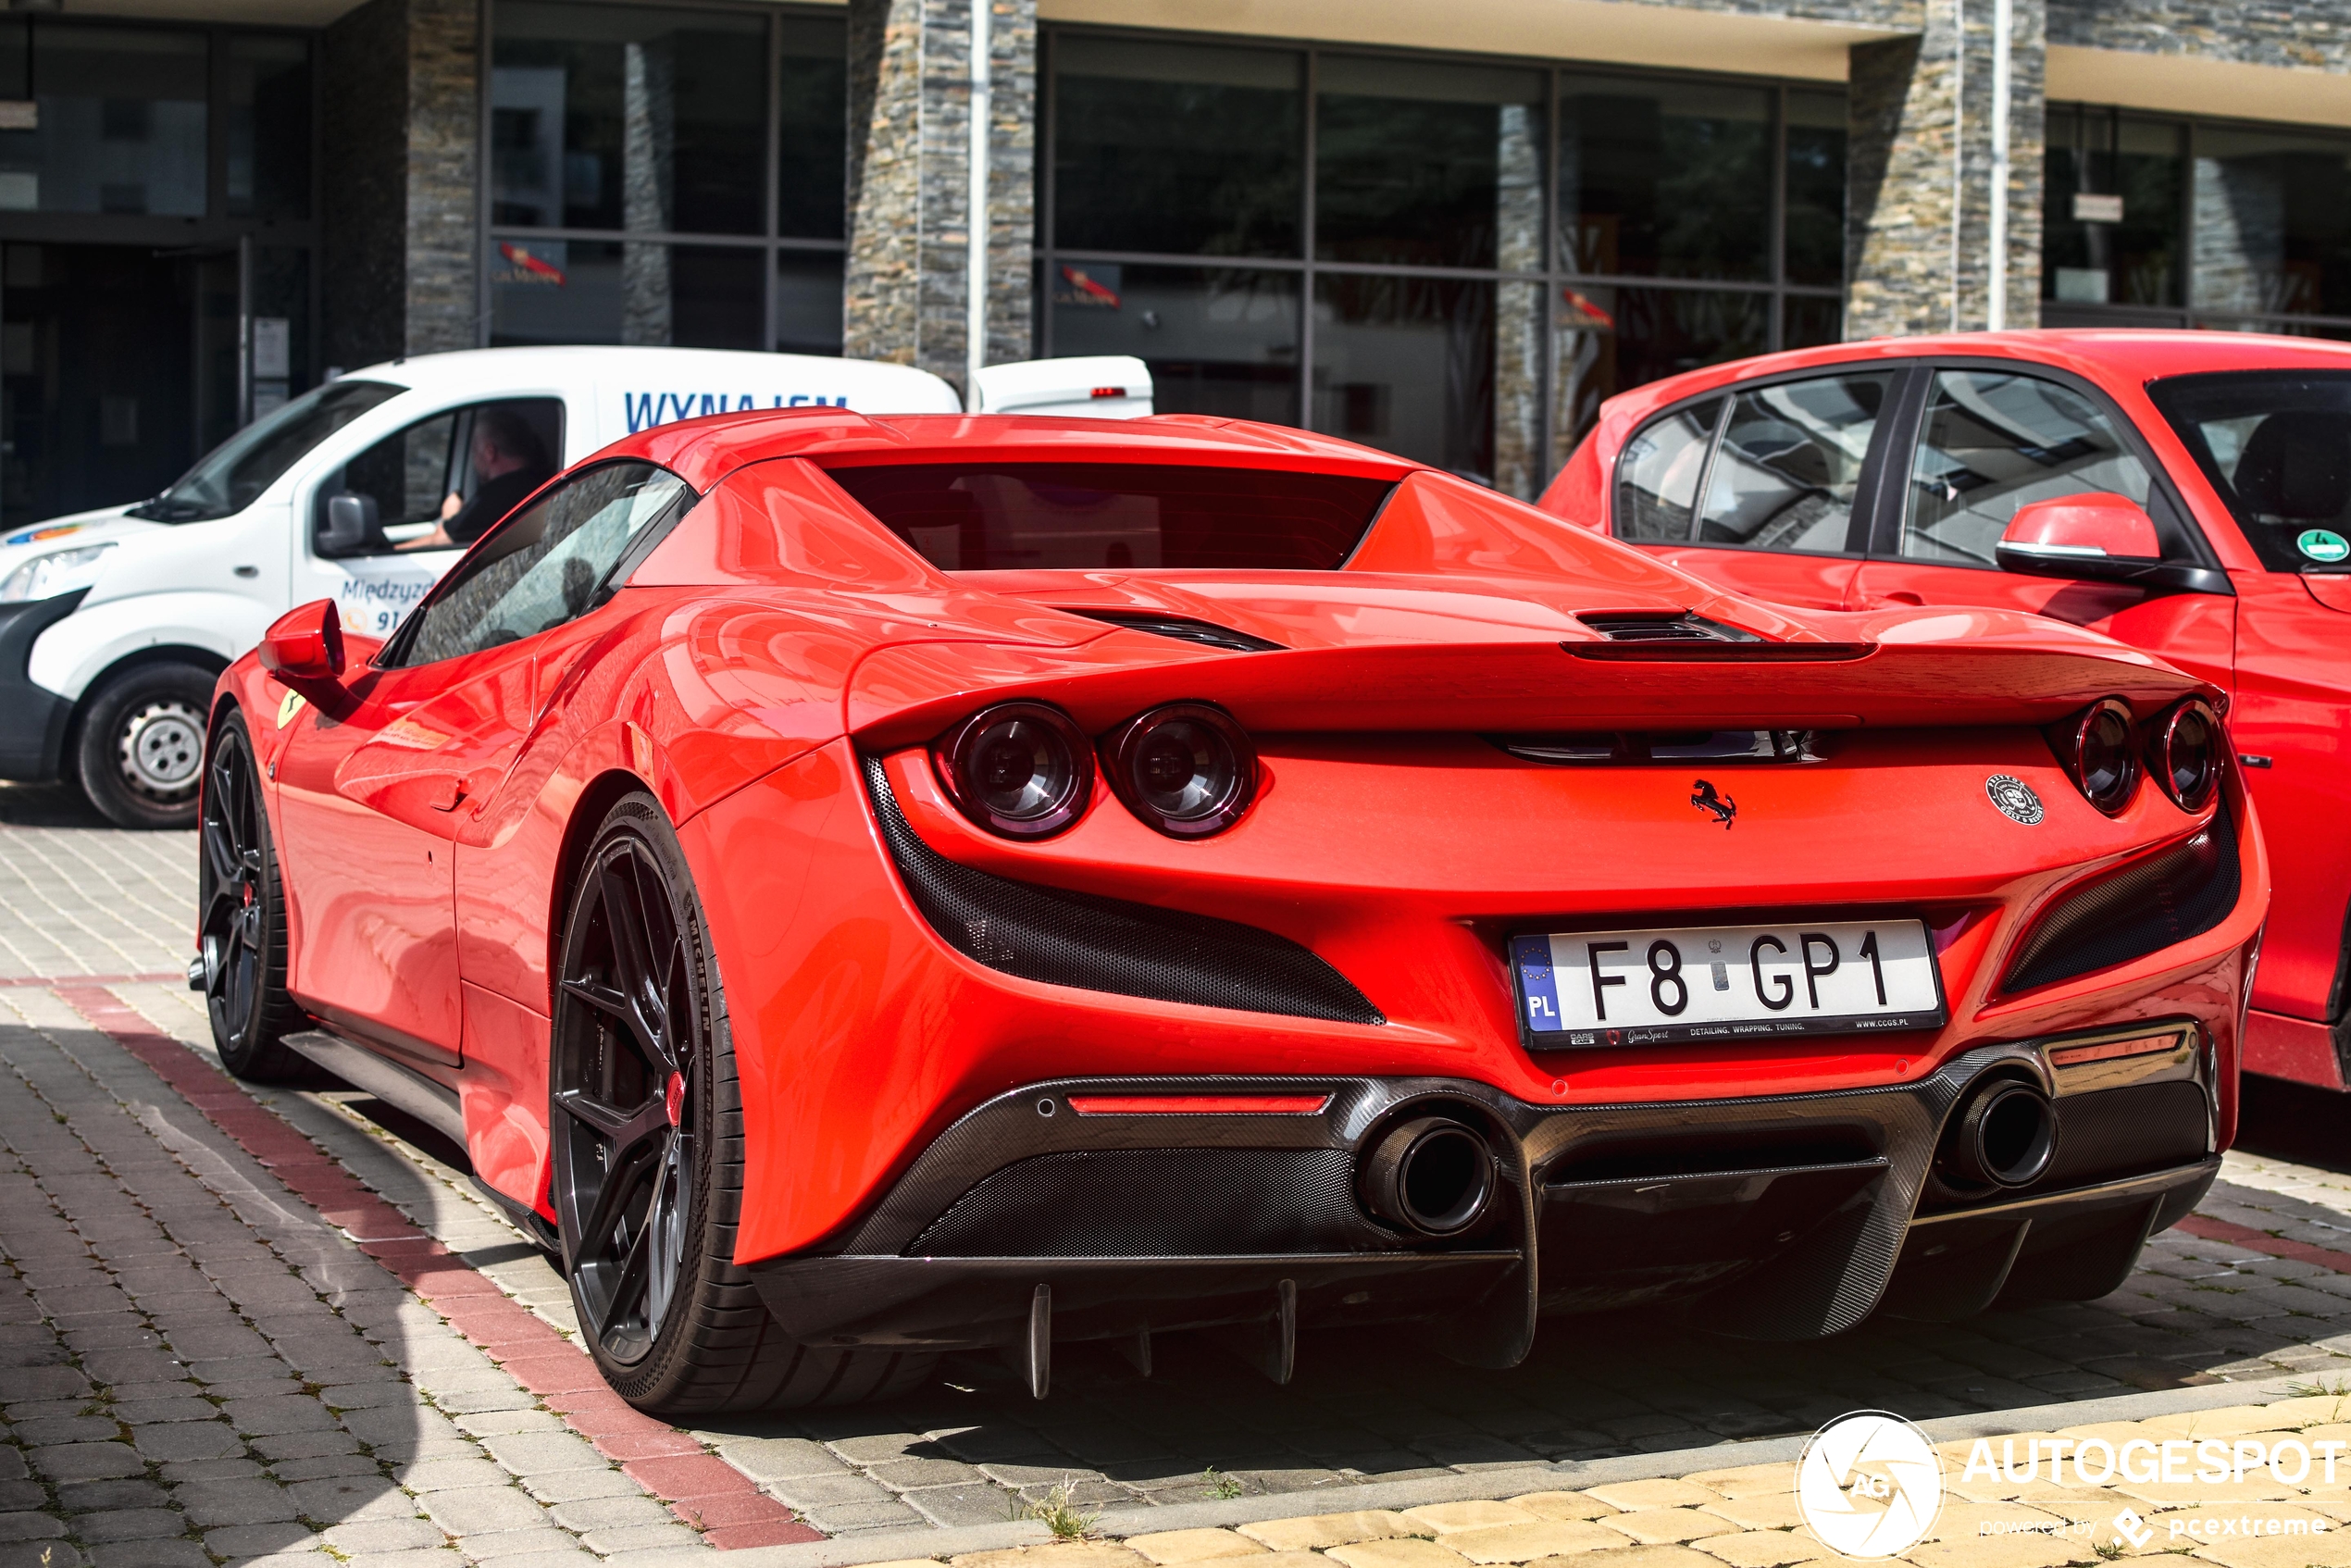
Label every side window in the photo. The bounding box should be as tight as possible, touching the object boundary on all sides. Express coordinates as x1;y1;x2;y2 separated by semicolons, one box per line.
1695;371;1893;553
1902;371;2168;566
384;463;692;668
314;397;564;558
1613;398;1721;541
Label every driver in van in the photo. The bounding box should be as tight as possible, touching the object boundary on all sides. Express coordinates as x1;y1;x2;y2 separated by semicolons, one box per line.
398;408;554;550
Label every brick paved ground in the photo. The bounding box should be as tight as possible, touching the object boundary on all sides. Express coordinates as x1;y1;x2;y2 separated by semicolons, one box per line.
6;793;2351;1561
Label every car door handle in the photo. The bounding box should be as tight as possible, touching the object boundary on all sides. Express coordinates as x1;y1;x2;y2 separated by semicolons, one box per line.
1866;591;1924;608
429;778;469;812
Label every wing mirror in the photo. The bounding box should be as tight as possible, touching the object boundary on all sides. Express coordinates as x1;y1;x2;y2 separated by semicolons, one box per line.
317;492;379;557
1996;493;2161;582
258;599;346;685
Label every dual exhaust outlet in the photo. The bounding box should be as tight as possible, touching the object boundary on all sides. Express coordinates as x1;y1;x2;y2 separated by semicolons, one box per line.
1360;1114;1497;1238
1939;1076;2059;1189
1356;1073;2056;1238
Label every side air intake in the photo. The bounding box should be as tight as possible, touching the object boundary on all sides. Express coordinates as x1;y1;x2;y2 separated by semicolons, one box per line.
862;755;1384;1025
2000;802;2241;995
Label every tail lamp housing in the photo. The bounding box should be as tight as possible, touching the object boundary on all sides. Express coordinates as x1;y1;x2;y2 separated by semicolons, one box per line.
931;702;1093;840
1102;703;1258;838
2053;698;2138;815
2149;699;2222;813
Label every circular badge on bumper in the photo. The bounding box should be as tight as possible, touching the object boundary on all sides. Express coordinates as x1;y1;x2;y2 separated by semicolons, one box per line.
1985;774;2045;825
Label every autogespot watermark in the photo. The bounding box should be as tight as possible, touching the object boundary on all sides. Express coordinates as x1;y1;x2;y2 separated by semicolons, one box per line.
1795;1415;2343;1561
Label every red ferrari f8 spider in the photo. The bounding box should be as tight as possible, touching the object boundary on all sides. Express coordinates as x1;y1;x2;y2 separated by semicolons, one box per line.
198;410;2267;1414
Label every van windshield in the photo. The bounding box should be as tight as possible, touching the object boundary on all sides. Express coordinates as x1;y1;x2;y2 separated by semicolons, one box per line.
127;380;405;523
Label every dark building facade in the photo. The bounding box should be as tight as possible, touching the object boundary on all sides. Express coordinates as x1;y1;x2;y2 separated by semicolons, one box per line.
6;0;2351;522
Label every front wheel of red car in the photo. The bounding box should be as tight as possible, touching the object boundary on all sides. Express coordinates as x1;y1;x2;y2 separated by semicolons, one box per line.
551;792;935;1414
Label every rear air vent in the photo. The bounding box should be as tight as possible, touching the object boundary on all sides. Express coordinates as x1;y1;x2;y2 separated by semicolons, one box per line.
1578;612;1760;643
1492;730;1824;765
862;755;1382;1025
2000;802;2241;995
1068;610;1285;653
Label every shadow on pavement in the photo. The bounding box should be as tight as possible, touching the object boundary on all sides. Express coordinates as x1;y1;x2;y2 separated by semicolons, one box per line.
2237;1073;2351;1176
0;783;108;829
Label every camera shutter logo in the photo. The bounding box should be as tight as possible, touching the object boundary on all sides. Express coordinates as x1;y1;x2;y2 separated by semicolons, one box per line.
1795;1411;1944;1559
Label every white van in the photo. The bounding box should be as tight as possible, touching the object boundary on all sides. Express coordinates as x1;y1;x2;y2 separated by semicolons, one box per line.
0;345;1151;828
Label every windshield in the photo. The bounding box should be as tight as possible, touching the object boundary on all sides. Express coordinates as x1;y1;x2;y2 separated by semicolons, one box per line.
2148;370;2351;572
127;380;405;523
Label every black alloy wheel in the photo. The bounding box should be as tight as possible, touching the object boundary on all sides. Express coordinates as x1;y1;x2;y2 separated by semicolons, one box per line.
549;793;934;1412
198;716;306;1079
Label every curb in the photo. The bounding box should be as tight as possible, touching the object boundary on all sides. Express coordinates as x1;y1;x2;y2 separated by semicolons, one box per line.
56;983;822;1552
710;1371;2329;1568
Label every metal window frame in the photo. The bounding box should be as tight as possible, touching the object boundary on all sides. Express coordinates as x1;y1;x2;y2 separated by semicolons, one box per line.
1035;19;1847;492
476;0;848;351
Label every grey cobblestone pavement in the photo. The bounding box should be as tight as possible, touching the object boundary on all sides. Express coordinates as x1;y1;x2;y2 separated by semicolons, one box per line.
6;793;2351;1556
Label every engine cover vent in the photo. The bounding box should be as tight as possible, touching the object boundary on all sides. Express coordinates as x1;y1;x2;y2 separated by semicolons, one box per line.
1068;609;1285;653
1578;611;1760;643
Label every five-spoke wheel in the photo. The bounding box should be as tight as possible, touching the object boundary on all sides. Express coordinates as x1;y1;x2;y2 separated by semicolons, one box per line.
198;716;304;1079
549;792;936;1413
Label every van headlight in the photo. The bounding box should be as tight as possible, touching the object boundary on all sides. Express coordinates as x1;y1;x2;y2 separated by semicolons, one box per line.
0;543;114;604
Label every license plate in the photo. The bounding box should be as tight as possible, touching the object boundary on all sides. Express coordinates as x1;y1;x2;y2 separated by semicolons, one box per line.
1510;918;1947;1049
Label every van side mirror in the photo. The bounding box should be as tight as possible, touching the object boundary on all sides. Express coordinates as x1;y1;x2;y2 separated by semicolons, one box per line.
317;492;379;557
258;599;346;685
1996;493;2163;582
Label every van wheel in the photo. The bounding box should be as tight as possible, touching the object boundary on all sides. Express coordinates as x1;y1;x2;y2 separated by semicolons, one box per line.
78;662;215;829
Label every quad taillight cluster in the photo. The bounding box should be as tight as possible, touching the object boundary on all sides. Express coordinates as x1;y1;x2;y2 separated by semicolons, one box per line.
2052;697;2224;815
930;701;1259;841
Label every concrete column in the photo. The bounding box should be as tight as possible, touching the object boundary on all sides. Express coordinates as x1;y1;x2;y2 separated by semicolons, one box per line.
844;0;1036;395
1846;0;2045;338
320;0;481;367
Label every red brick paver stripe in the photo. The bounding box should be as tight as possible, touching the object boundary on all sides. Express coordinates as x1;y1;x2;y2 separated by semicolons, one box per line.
53;984;822;1551
0;970;183;988
2176;1212;2351;1276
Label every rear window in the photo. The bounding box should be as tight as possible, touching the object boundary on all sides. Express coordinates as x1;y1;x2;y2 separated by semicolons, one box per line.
2148;369;2351;572
822;462;1396;571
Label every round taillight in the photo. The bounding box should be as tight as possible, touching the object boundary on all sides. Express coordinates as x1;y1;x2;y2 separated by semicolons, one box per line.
2062;698;2138;815
1105;703;1257;838
2151;699;2222;812
932;703;1092;839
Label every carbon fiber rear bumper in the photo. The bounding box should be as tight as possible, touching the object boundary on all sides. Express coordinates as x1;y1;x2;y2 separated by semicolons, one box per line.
748;1025;2220;1366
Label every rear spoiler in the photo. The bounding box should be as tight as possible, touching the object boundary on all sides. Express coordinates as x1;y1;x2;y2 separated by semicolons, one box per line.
966;355;1152;419
845;631;2208;750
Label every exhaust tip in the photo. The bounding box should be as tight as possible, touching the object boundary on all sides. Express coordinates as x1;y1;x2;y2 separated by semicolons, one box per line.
1361;1114;1496;1237
1943;1079;2059;1189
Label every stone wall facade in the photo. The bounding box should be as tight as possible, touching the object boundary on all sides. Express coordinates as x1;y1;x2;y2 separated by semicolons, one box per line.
319;0;479;369
844;0;1036;394
1846;0;2046;338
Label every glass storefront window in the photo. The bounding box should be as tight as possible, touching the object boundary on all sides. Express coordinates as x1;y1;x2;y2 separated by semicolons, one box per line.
489;239;764;349
1313;56;1546;271
777;18;846;240
1551;286;1769;467
491;2;766;236
1785;90;1846;288
1558;75;1771;281
2044;108;2183;309
1312;274;1497;480
775;250;844;355
2191;125;2351;319
1051;37;1301;259
0;27;206;218
1043;35;1842;495
1050;263;1300;422
228;36;310;220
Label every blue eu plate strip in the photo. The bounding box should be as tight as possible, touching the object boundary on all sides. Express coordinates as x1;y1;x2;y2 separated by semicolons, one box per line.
1511;934;1562;1036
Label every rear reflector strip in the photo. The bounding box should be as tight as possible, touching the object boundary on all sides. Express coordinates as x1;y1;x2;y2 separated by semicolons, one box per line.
1066;1094;1332;1115
2047;1031;2186;1067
